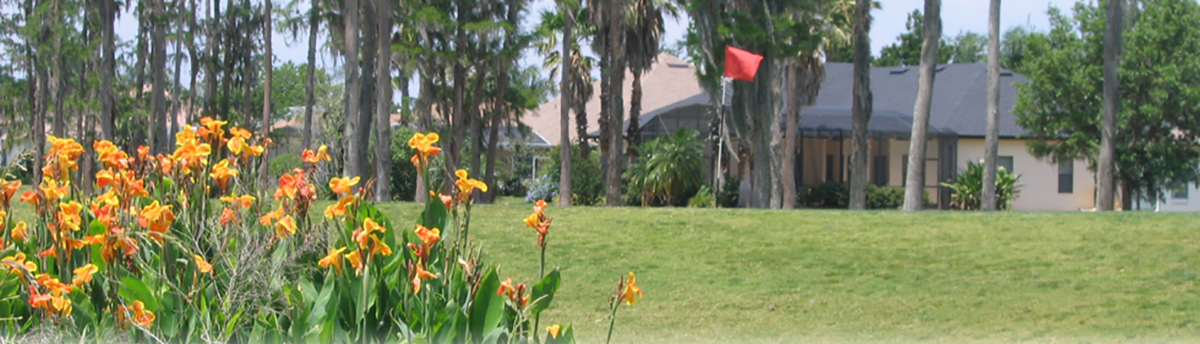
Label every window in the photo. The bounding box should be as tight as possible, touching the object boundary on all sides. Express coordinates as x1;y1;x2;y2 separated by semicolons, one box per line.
1172;183;1189;200
873;155;888;186
825;155;835;182
1058;160;1073;194
997;156;1014;173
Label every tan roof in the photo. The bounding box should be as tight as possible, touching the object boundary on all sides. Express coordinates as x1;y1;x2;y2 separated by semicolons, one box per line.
524;53;705;146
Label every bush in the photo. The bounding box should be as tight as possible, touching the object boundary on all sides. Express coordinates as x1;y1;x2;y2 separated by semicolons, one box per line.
526;174;558;203
866;185;906;209
625;127;706;206
717;177;740;208
941;160;1022;210
688;185;717;208
268;152;303;177
801;181;849;208
547;144;604;205
388;126;419;201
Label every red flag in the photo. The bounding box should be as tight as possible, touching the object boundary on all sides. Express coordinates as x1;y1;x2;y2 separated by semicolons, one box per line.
724;46;764;82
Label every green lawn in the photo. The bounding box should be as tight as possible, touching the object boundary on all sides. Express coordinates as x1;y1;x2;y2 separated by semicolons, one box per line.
374;199;1200;343
8;192;1200;343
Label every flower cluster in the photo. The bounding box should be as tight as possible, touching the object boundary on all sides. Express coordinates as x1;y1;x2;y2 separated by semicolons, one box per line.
524;200;552;248
408;133;441;172
497;278;530;309
406;224;441;293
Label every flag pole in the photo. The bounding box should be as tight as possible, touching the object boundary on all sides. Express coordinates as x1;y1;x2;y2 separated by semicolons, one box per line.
715;77;730;187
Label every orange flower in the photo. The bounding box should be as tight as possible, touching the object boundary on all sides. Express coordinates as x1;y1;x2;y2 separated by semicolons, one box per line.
220;193;256;209
209;159;239;191
11;221;27;242
344;250;364;275
454;169;489;198
227;127;252;155
302;144;331;164
219;208;236;226
40;178;69;201
28;286;51;309
137;145;151;161
20;191;41;208
94;140;130;170
497;278;516;296
619;272;643;305
411;262;438;294
275;215;297;239
2;252;37;275
246;145;265;156
547;325;562;339
415;225;441;245
193;255;213;274
324;195;357;219
319;247;347;273
57;201;84;232
0;179;19;207
72;264;99;287
259;207;283;226
138;201;175;242
199;116;228;139
95;169;115;188
117;300;156;329
525;200;552;247
408;132;442;170
353;218;386;249
329;176;360;195
369;236;393;257
276;173;298;200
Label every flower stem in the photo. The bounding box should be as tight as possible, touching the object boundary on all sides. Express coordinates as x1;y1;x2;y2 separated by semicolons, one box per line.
605;298;620;344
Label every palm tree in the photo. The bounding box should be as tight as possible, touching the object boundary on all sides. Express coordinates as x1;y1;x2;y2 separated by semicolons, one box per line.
848;0;873;210
373;0;393;201
623;0;675;161
537;7;595;157
342;0;362;182
260;0;274;187
902;0;941;211
981;0;1001;211
151;0;168;153
1097;0;1123;210
555;0;575;206
100;0;116;141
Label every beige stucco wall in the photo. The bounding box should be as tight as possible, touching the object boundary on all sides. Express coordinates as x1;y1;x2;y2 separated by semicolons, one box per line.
956;138;1095;211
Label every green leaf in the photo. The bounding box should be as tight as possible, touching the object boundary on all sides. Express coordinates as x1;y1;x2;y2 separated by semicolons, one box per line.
118;277;158;312
544;324;575;344
481;327;507;344
304;280;336;343
468;268;504;343
529;269;562;318
418;194;449;230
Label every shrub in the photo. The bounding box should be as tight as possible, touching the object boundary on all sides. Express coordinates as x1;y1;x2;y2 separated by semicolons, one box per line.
941;160;1022;210
625;127;706;206
268;152;303;177
687;185;717;208
801;181;849;208
526;174;558;203
717;177;740;208
388;126;419;201
866;185;906;209
547;144;604;205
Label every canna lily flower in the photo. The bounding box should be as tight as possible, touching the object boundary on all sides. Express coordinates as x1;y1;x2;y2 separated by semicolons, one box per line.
275;173;298;200
259;207;283;226
619;272;643;305
324;195;357;219
93;190;119;208
497;278;516;296
95;169;115;188
193;255;213;274
408;132;441;170
57;201;84;232
246;144;265;156
11;221;27;242
93;140;130;170
2;252;37;275
50;295;72;317
344;250;364;275
415;225;441;245
117;300;156;329
275;215;297;239
220;193;256;209
199;116;228;139
0;179;19;208
40;178;69;201
319;247;347;273
301;144;331;164
137;145;151;161
329;176;361;195
227;127;252;155
209;159;239;191
411;262;438;294
547;325;562;339
28;285;51;309
369;236;393;257
524;200;553;247
218;208;236;226
138;201;176;242
72;264;99;287
20;191;41;208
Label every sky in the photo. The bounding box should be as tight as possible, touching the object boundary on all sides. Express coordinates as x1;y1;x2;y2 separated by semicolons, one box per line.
111;0;1082;94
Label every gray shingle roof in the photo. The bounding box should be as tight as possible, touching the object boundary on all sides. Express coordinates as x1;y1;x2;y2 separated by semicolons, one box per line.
815;63;1027;138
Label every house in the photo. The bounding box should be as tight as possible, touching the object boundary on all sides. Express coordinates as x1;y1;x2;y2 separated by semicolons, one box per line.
525;53;1098;211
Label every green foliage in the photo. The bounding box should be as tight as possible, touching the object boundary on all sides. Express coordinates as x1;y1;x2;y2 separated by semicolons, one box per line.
716;177;741;208
389;126;419;201
875;9;952;67
941;160;1022;210
547;144;604;205
268;152;303;178
1013;0;1200;202
947;31;986;63
624;128;706;206
865;185;906;210
687;185;716;208
800;181;849;208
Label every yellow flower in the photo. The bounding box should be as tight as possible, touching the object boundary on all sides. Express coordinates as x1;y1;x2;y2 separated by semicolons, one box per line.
275;215;297;239
344;250;364;275
547;325;562;339
57;201;84;232
40;178;70;201
369;236;393;257
199;116;228;139
209;159;239;191
411;262;438;294
620;272;643;305
117;300;156;329
11;221;27;242
227;127;252;155
324;195;357;219
72;264;99;287
454;169;489;202
302;144;331;164
220;193;255;209
319;247;347;273
415;225;441;245
193;255;213;274
329;176;361;195
408;133;442;170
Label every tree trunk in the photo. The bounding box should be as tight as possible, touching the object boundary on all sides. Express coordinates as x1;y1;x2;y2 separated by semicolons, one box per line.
373;0;392;201
468;47;487;200
903;0;941;211
50;0;64;138
260;0;273;186
302;0;319;149
171;0;185;145
342;0;362;180
186;0;200;124
135;3;149;100
783;64;799;209
100;0;116;140
627;70;642;161
205;0;220;119
981;0;1002;211
415;76;434;203
1097;0;1122;211
151;0;168;153
447;0;468;187
604;0;626;206
848;0;874;210
357;0;377;182
559;3;573;206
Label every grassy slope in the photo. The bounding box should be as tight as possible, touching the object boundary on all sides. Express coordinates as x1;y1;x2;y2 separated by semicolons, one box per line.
376;199;1200;343
8;192;1200;343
